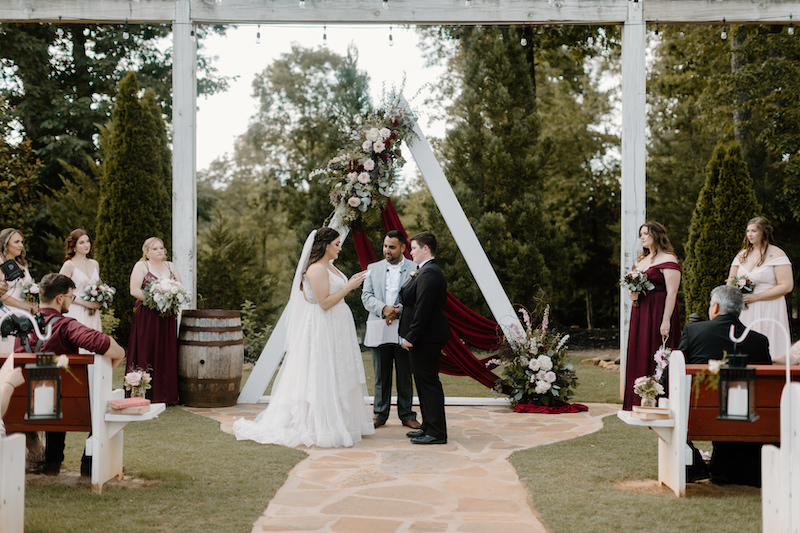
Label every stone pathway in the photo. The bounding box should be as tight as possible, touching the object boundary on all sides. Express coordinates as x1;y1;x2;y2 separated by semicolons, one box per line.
184;402;618;533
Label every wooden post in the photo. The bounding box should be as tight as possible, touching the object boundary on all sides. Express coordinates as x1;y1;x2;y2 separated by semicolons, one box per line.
0;433;25;533
619;0;647;397
172;0;198;306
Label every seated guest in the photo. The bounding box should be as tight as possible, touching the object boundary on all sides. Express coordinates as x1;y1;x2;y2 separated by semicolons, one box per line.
678;284;771;486
15;273;124;476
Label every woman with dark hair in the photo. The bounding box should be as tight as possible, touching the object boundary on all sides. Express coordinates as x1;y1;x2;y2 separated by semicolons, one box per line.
623;221;682;410
59;229;102;333
729;217;793;361
234;228;374;447
0;228;37;354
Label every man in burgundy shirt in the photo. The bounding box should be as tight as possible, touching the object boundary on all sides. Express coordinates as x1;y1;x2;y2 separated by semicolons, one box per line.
16;273;124;475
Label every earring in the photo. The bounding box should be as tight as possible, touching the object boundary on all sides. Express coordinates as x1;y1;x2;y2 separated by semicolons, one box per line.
145;256;149;260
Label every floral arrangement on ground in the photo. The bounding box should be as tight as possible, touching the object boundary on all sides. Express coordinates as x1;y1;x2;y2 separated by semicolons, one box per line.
488;306;577;407
314;92;417;226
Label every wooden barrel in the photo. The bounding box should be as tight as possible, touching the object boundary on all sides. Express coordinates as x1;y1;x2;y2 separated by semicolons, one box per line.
178;310;244;407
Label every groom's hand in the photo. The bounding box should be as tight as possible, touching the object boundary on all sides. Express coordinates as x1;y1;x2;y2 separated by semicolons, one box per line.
402;339;413;349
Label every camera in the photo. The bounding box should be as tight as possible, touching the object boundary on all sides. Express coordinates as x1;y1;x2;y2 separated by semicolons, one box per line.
1;259;24;282
0;305;47;352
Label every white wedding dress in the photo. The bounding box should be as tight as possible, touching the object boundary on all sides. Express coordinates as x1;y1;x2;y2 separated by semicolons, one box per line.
233;266;374;448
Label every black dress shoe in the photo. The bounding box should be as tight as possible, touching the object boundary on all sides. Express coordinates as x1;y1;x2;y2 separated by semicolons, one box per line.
406;429;425;438
411;435;447;445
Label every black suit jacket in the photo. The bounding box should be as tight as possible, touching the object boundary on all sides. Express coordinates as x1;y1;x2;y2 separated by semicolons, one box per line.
398;259;451;345
678;313;771;365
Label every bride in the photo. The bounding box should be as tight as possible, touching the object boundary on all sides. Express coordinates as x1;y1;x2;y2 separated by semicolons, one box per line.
233;228;375;447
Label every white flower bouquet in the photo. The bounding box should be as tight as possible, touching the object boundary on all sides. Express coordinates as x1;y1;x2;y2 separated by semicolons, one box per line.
490;306;577;407
80;282;116;315
21;280;39;303
620;269;656;307
633;375;665;400
124;367;152;398
728;274;757;294
143;278;188;317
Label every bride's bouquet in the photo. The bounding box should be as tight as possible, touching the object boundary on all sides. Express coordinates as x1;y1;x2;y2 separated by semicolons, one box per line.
143;278;188;317
80;282;116;315
21;280;39;303
620;269;655;307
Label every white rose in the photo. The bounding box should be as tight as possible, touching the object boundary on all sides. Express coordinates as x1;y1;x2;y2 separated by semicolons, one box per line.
379;127;391;139
30;284;40;294
708;359;722;374
534;380;552;394
528;358;541;372
347;197;361;207
537;355;553;372
366;128;380;142
363;159;375;171
55;354;70;369
374;141;386;153
357;172;371;184
347;172;358;181
362;140;372;152
545;371;557;383
125;372;142;387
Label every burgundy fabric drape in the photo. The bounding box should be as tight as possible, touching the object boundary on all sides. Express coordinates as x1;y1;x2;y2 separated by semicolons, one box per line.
349;199;506;389
513;403;589;414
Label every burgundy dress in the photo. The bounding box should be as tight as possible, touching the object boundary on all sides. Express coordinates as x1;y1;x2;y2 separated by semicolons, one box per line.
623;262;682;410
127;268;179;405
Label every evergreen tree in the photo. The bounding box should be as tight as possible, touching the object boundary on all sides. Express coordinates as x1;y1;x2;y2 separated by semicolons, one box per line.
95;72;172;340
0;136;41;233
685;142;761;318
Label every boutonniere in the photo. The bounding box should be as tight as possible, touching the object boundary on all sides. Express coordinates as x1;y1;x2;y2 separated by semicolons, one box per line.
409;270;418;278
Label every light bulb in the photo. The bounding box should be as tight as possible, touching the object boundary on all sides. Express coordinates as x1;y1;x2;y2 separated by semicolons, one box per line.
721;18;727;40
323;25;327;47
587;35;594;45
299;0;306;8
256;25;261;44
215;0;222;5
383;0;389;10
790;24;795;36
465;0;471;7
520;37;527;46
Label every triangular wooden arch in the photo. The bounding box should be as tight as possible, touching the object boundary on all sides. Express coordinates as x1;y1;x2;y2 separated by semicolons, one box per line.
238;96;522;403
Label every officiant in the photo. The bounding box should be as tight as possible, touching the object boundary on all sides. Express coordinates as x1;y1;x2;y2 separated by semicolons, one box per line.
362;231;421;430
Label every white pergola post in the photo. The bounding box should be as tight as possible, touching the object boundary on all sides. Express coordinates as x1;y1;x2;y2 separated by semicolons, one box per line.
619;0;647;395
172;0;198;307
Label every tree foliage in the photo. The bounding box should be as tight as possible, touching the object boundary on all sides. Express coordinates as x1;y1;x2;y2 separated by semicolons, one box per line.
95;72;172;340
684;142;761;318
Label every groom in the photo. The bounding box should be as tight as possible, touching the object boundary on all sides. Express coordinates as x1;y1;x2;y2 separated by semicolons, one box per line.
361;230;421;430
399;231;451;445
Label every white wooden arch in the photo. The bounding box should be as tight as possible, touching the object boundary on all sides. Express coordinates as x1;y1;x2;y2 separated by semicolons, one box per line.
2;0;798;399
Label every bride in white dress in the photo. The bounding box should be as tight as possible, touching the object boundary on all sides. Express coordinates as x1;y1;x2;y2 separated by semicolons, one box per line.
234;228;375;447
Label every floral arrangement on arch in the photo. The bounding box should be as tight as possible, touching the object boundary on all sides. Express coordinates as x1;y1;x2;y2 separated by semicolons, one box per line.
315;94;417;226
487;306;577;407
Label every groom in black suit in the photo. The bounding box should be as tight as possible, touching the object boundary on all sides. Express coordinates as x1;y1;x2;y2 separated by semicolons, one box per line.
399;231;451;445
678;284;771;486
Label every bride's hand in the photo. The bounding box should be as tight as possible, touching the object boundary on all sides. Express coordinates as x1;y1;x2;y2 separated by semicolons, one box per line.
345;271;369;292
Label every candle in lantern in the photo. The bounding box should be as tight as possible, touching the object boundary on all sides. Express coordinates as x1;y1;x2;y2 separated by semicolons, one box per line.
727;383;749;417
33;383;55;416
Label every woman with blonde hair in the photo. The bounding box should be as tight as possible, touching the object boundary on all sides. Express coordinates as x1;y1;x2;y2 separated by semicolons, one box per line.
59;229;102;333
128;237;182;405
623;221;682;410
0;228;37;354
728;217;793;361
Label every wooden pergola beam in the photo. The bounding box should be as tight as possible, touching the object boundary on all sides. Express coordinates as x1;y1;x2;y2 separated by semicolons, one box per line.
1;0;797;25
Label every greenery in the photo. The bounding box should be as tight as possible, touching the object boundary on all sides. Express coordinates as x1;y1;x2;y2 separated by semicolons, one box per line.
512;415;761;533
25;408;306;532
684;142;761;318
95;72;172;340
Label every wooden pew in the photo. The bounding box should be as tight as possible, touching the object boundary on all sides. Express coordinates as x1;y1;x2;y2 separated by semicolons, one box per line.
0;353;165;494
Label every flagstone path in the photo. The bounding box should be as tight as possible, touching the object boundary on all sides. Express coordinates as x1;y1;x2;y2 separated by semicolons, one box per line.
185;402;618;533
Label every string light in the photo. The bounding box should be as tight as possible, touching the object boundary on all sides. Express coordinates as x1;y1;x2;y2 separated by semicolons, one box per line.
389;25;394;46
790;14;795;35
256;24;261;44
323;24;327;46
520;25;527;47
383;0;389;10
122;19;129;40
721;18;727;40
214;0;222;5
587;23;594;45
299;0;306;8
654;21;659;36
465;0;472;8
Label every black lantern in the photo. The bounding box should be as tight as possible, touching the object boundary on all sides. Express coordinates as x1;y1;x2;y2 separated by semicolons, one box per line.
25;353;62;421
717;354;758;422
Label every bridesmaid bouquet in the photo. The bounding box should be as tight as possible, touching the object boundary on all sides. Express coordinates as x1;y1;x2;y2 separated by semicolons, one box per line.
620;269;655;307
21;280;39;303
728;275;756;294
143;278;188;317
80;282;116;316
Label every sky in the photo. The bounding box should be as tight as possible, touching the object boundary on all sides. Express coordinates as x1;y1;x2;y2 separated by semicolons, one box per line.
195;23;448;173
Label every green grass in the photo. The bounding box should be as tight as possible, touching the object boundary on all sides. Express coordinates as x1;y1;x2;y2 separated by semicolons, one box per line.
24;407;306;533
511;416;761;533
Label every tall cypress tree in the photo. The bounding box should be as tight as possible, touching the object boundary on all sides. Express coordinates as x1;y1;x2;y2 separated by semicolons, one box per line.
95;72;171;340
685;142;761;318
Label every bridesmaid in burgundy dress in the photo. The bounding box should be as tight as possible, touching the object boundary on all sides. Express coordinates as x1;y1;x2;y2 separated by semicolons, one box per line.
623;221;682;410
128;237;182;405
